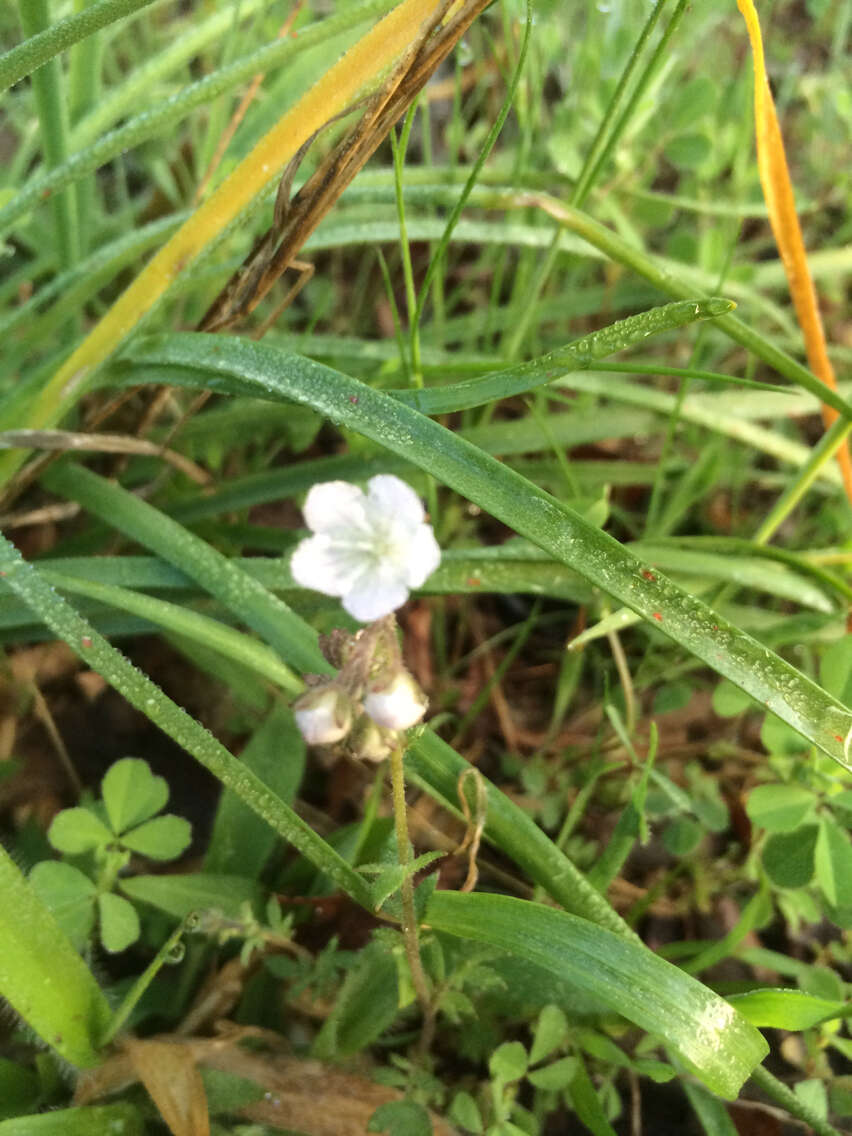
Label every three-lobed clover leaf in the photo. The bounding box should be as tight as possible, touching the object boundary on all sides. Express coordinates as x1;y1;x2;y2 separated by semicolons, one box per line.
30;757;191;953
48;757;191;861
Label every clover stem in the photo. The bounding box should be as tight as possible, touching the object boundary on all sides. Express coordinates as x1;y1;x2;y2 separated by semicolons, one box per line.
389;740;434;1051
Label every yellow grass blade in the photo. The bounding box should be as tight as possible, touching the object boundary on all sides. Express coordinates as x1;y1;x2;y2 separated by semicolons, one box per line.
737;0;852;505
0;0;449;487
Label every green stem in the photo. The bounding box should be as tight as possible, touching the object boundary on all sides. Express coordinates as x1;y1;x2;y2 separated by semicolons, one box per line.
389;742;433;1045
17;0;79;269
750;1065;846;1136
390;113;422;384
100;917;191;1046
754;415;852;542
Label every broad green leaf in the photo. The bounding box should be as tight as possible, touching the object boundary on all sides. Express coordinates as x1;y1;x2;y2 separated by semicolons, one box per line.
0;1103;143;1135
313;941;399;1059
101;757;168;834
530;1004;568;1064
728;988;848;1030
120;815;191;860
0;1057;39;1121
762;826;819;889
97;893;140;954
28;861;96;951
684;1082;739;1136
368;1100;432;1136
662;816;703;856
746;785;817;833
664;132;713;168
527;1057;578;1091
450;1091;483;1134
119;873;262;920
110;335;852;767
426;891;768;1099
47;807;111;854
795;1079;828;1121
567;1054;619;1136
200;1068;265;1115
0;846;110;1068
815;817;852;908
489;1041;528;1083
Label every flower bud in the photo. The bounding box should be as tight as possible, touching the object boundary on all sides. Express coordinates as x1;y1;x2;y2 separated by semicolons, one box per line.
364;671;428;731
348;716;396;763
293;685;353;745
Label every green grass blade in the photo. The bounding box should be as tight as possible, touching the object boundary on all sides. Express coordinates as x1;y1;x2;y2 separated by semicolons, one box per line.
393;299;733;414
425;890;768;1100
0;0;155;93
114;334;852;767
16;0;79;269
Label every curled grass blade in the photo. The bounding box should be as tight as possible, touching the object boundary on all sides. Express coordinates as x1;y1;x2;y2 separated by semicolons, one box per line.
113;333;852;766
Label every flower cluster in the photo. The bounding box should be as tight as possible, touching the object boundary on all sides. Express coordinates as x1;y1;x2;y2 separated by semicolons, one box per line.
289;476;438;758
292;618;428;760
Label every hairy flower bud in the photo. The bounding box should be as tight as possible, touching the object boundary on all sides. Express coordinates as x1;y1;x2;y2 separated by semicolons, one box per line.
293;686;353;745
348;716;396;763
364;671;428;731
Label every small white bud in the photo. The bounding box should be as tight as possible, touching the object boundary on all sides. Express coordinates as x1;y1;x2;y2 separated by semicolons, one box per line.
364;672;428;731
293;686;353;745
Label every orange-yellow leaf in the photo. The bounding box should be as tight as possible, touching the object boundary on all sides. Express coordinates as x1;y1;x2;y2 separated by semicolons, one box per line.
737;0;852;503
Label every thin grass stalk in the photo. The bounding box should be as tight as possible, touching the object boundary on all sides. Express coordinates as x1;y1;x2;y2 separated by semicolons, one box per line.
0;0;155;93
17;0;80;270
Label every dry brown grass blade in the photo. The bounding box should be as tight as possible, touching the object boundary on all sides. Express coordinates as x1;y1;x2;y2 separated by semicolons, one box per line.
199;0;491;332
737;0;852;505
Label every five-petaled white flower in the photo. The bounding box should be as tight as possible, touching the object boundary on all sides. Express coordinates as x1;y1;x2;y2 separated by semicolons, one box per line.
290;475;441;622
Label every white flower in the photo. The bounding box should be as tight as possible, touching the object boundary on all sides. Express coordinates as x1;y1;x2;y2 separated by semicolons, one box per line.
292;686;353;745
364;672;428;731
290;475;441;622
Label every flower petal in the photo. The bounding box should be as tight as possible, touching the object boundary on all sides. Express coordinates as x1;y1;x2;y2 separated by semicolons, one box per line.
343;572;409;622
290;534;364;596
402;524;442;587
302;481;366;534
366;475;424;527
